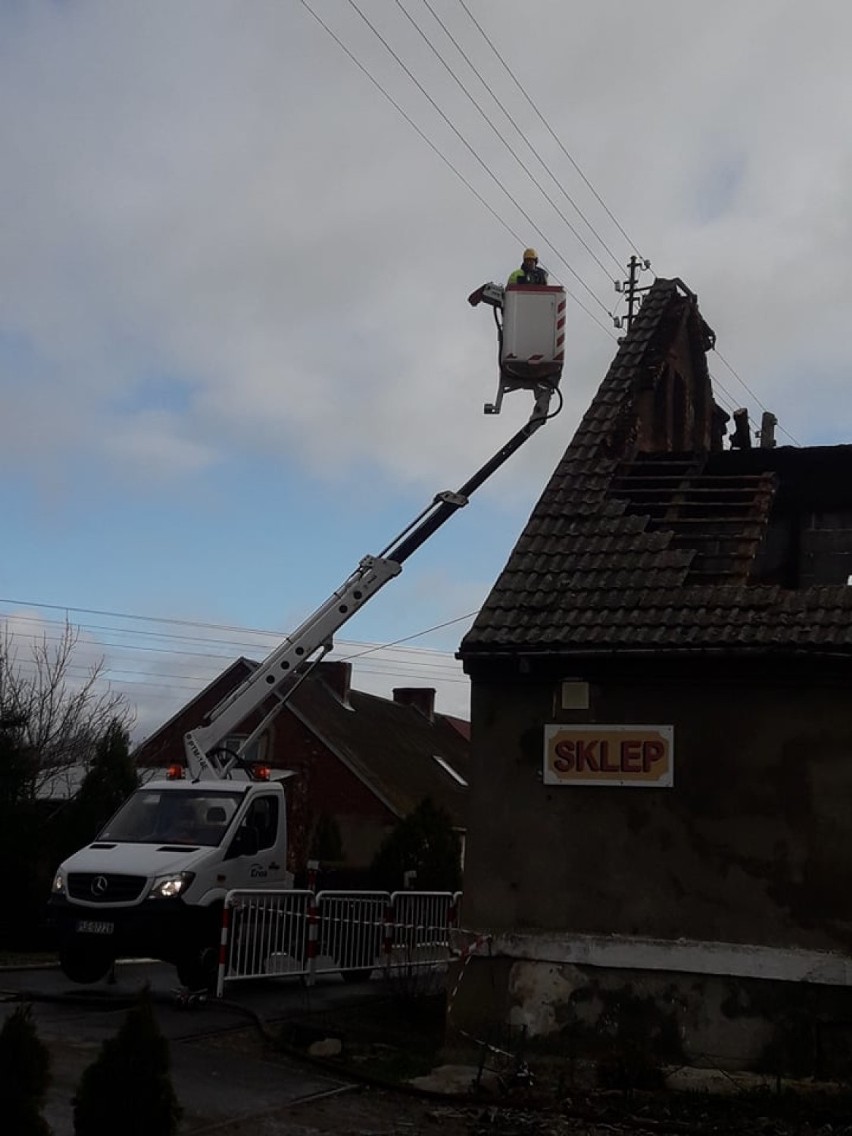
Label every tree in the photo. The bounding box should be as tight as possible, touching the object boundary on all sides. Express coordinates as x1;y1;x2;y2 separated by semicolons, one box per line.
370;797;462;892
73;988;181;1136
64;718;139;850
0;1003;52;1135
0;620;134;948
0;620;133;802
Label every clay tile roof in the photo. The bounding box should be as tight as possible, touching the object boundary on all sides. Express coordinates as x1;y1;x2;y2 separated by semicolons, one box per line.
460;278;852;659
289;675;470;825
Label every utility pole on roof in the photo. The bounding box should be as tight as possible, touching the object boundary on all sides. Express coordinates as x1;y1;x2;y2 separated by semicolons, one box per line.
625;255;641;328
612;255;652;334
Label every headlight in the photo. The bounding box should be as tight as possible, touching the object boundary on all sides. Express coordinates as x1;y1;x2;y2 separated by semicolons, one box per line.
148;872;195;900
51;871;66;895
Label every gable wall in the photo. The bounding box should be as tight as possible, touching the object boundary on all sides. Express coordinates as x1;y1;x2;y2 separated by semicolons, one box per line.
635;307;714;455
133;665;259;768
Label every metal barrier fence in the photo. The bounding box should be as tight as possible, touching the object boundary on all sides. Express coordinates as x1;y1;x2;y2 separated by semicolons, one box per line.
217;887;460;995
388;890;457;969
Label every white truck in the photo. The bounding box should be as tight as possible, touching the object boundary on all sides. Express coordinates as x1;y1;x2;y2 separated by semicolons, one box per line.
48;286;565;989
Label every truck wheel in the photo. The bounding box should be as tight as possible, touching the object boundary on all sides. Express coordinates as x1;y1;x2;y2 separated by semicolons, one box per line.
59;943;114;984
176;947;218;992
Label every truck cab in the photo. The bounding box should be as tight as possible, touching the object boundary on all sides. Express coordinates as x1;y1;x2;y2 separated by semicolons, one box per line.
49;774;291;988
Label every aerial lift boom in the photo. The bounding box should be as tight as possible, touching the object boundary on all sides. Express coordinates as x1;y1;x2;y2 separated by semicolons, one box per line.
184;385;560;780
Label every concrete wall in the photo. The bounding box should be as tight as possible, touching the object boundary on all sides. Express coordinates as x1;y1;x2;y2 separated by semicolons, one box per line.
456;656;852;1070
449;952;852;1077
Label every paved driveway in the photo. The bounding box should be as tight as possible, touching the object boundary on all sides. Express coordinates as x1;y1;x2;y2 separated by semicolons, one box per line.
0;961;367;1135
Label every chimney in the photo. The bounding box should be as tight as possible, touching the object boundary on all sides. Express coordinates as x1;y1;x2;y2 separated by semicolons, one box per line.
393;687;436;723
730;407;752;450
321;661;352;706
759;411;777;449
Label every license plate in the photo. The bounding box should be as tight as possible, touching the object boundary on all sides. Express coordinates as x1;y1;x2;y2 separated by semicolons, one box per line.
76;920;114;935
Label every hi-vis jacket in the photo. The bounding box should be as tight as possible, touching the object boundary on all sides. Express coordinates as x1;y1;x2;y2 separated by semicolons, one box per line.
507;265;548;286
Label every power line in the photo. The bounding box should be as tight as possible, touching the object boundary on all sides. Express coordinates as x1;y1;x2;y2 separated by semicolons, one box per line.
393;0;618;282
456;0;645;260
714;349;801;446
417;0;624;275
447;2;797;435
0;599;474;703
304;3;793;441
32;654;468;687
0;600;470;662
338;610;476;663
340;0;613;319
298;0;612;336
0;596;275;637
0;626;468;684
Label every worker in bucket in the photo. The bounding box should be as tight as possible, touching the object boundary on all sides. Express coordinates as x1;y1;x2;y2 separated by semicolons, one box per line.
507;247;548;286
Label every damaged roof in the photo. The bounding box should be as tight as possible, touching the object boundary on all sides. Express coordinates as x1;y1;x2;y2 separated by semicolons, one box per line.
461;277;852;658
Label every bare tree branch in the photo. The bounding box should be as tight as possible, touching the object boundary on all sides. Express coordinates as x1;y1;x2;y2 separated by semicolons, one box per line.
0;619;134;799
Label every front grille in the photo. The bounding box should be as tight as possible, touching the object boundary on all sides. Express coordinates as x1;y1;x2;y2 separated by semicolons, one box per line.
67;873;147;903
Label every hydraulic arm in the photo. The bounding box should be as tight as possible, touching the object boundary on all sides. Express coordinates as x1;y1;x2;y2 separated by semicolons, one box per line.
184;387;559;779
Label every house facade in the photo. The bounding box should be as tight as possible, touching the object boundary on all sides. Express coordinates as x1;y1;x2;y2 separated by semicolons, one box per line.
455;278;852;1076
134;659;469;881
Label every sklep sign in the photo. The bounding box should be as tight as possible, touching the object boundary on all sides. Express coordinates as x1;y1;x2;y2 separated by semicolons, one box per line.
543;725;673;787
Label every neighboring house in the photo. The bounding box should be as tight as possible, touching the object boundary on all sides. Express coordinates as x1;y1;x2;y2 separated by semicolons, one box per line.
133;659;469;877
455;276;852;1076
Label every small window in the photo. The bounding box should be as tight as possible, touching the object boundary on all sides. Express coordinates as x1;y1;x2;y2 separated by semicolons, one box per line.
561;681;590;710
220;734;267;765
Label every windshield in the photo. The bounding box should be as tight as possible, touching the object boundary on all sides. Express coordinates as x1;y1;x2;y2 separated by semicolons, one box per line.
98;789;244;846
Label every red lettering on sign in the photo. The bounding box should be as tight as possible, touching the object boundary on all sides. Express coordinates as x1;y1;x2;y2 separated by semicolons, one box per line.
576;740;599;772
621;740;642;773
600;739;618;773
643;740;665;771
553;739;575;772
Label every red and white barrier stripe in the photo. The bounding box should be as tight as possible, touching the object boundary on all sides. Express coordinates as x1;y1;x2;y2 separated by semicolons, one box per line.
556;299;566;360
447;933;491;1019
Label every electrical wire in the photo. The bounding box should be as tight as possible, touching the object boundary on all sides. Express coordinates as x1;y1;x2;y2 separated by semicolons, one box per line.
714;349;800;446
303;3;794;440
0;601;474;698
1;630;467;686
456;0;645;261
0;600;472;662
338;610;476;663
449;2;797;437
298;0;613;337
417;0;624;275
13;654;469;688
394;0;617;283
339;0;613;320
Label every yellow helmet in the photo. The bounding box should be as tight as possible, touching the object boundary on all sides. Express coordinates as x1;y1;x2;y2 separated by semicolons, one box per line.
523;247;538;261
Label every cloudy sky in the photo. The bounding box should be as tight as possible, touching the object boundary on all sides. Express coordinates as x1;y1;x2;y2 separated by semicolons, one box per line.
1;1;850;740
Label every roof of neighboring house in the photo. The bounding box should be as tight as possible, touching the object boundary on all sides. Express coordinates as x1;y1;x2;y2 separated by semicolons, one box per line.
133;657;258;767
133;658;470;827
287;668;470;825
461;277;852;659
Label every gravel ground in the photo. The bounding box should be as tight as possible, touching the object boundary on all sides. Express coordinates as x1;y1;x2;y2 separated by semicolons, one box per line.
190;1023;852;1136
190;1082;852;1136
